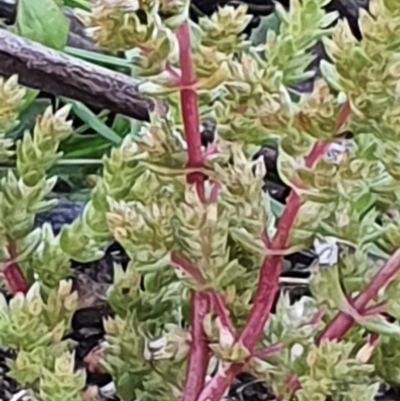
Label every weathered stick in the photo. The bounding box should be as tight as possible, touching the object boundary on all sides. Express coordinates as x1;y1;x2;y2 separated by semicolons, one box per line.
0;29;154;120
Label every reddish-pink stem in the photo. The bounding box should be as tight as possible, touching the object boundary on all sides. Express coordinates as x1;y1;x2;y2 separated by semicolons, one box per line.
2;241;28;295
363;302;387;316
198;363;243;401
197;343;285;401
3;263;28;295
208;181;221;203
202;144;218;161
171;252;206;284
176;25;349;401
197;141;330;401
183;292;210;401
335;101;351;132
177;22;204;201
253;342;284;358
286;373;301;395
209;291;236;336
368;333;379;345
171;253;236;335
275;374;301;401
176;21;213;401
310;308;326;325
318;249;400;343
239;195;300;348
239;141;328;349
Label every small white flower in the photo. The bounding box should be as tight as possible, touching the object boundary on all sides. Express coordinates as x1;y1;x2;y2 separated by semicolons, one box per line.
290;343;304;360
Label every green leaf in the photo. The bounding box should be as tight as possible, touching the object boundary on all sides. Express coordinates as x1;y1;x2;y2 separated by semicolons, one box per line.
64;47;132;71
111;115;131;138
130;118;145;137
189;20;204;50
320;60;342;91
251;13;280;46
354;192;376;215
117;372;142;401
60;135;111;158
356;315;400;337
15;0;69;50
7;99;51;140
68;100;122;145
61;0;92;10
19;89;40;112
269;197;284;217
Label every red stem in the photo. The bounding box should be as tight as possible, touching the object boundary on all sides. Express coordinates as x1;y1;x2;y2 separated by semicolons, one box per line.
240;141;328;349
198;363;243;401
176;25;348;401
239;195;300;348
2;241;28;295
171;252;206;284
3;264;28;295
286;373;302;394
363;302;387;316
209;291;236;336
177;22;204;201
275;374;301;401
317;249;400;343
176;21;211;401
195;342;285;401
310;307;326;324
171;253;236;336
197;141;329;401
182;292;210;401
253;342;284;358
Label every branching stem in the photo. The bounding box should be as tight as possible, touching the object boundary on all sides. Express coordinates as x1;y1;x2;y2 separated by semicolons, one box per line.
197;141;330;401
318;248;400;342
176;21;211;401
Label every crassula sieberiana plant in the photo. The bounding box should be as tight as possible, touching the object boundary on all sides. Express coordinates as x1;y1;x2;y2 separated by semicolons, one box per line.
0;75;85;401
3;0;400;400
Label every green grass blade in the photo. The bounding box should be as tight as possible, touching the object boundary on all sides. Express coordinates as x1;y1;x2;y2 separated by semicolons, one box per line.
68;100;122;145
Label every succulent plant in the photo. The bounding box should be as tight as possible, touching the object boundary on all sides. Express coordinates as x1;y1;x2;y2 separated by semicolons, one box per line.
3;0;400;401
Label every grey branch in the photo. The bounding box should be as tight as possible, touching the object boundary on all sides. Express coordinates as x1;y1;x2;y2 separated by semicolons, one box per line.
0;29;154;121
